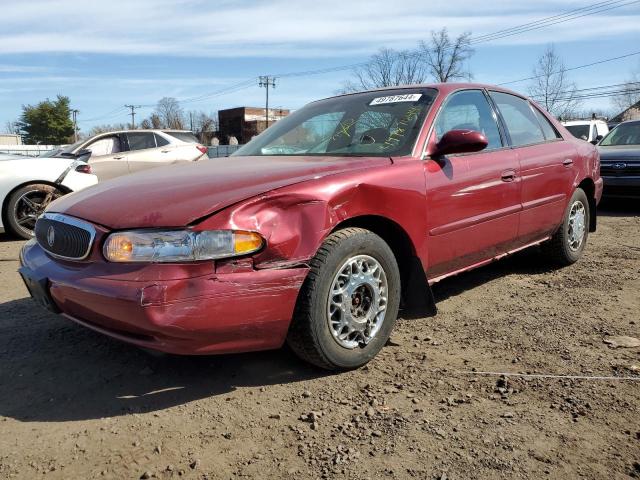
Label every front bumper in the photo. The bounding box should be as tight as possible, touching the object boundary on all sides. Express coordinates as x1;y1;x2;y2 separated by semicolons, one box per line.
602;176;640;198
20;240;308;355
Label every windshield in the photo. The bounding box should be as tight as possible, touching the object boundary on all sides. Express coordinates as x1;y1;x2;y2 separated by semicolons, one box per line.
233;88;437;157
565;124;590;140
599;122;640;146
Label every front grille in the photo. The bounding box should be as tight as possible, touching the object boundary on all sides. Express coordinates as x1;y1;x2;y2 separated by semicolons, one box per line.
601;160;640;177
35;213;95;260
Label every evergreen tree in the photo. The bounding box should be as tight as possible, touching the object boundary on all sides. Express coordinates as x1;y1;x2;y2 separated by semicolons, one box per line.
18;95;75;144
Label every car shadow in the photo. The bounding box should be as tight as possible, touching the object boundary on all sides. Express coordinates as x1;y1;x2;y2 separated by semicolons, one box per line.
0;298;326;423
427;247;554;305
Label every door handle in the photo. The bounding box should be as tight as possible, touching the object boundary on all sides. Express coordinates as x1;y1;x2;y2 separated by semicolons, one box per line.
161;149;171;153
113;155;124;160
562;158;574;167
501;170;516;182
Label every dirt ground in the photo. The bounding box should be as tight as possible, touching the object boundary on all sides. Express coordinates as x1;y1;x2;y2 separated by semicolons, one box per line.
1;199;639;480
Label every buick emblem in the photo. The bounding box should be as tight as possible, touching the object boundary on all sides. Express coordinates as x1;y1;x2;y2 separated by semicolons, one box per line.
46;226;55;247
613;162;627;169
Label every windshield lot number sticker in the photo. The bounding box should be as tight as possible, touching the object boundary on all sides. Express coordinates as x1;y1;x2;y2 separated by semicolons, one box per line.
370;94;422;106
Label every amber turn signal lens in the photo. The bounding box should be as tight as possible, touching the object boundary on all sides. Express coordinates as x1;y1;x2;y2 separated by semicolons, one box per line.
234;231;264;254
104;235;134;262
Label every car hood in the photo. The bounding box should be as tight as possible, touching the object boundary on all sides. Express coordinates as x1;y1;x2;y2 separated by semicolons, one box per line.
598;145;640;161
49;155;392;229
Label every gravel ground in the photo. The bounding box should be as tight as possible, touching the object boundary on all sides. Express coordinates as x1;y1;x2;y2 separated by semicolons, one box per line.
0;199;639;480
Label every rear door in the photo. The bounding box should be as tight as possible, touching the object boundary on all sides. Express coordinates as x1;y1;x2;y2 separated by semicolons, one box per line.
489;91;576;245
425;89;521;279
125;132;170;174
84;134;128;180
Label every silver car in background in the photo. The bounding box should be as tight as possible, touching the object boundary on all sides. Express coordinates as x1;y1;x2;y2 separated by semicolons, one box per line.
46;130;209;181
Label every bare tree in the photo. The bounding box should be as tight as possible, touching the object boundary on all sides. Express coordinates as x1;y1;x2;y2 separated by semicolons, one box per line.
343;48;427;92
84;123;128;138
611;64;640;114
528;45;581;118
155;97;185;129
187;111;218;144
4;120;20;134
419;28;474;82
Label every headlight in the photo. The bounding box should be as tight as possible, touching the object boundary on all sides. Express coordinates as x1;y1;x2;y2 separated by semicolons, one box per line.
103;229;263;263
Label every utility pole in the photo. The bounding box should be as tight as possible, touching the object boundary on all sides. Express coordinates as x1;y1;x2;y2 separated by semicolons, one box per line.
189;111;194;132
125;104;142;129
71;109;79;142
258;76;276;128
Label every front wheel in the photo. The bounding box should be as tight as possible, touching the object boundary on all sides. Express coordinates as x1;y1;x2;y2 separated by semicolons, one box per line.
541;188;590;266
287;228;401;370
4;184;64;239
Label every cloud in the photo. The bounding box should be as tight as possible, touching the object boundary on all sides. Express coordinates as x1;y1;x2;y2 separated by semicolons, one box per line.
0;64;49;73
0;0;638;58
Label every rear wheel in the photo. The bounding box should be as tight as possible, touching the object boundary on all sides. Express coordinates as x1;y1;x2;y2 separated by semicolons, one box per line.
287;228;401;370
542;188;590;266
4;184;64;239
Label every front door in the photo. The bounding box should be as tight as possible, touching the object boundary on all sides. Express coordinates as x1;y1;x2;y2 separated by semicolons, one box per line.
84;134;129;181
425;89;521;280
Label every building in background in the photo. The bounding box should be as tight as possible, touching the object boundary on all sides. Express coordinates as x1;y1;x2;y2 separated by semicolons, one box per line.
0;133;22;145
218;107;289;144
611;100;640;124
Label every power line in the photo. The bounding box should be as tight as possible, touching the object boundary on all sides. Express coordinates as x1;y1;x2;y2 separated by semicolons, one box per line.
499;50;640;85
71;1;640;122
78;106;128;124
470;0;629;42
271;0;640;79
469;0;640;44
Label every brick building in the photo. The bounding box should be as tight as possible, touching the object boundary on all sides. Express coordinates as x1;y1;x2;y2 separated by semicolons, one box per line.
218;107;289;144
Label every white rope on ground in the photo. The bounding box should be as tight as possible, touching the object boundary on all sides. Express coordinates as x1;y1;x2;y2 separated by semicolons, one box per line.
457;370;640;382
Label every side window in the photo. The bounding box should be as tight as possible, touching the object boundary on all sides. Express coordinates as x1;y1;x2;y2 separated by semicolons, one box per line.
490;92;546;147
127;132;157;151
531;107;561;140
434;90;503;150
154;133;170;147
85;136;121;156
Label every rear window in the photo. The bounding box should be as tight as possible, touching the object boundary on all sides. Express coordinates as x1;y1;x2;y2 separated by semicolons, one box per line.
164;131;199;143
565;124;590;141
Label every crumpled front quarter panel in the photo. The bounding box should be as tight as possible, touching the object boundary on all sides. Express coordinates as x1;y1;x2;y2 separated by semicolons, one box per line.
196;158;429;270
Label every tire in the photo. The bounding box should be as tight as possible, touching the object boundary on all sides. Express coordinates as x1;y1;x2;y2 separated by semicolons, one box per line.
287;228;401;370
541;188;590;266
4;183;64;240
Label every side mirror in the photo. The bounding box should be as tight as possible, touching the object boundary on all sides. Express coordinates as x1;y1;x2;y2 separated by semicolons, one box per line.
591;135;603;145
431;129;488;157
77;148;92;158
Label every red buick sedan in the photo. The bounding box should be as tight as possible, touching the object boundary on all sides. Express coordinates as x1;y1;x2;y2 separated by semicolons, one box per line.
19;84;602;370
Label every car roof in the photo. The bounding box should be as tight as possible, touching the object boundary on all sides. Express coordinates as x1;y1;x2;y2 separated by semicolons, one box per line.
563;120;600;126
317;82;530;103
91;129;193;135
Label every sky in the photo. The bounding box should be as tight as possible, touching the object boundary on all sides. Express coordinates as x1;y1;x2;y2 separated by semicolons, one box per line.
1;0;639;133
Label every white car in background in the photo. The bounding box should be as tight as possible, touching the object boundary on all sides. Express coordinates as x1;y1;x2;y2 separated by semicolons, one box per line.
0;154;97;239
562;119;609;144
45;130;209;181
